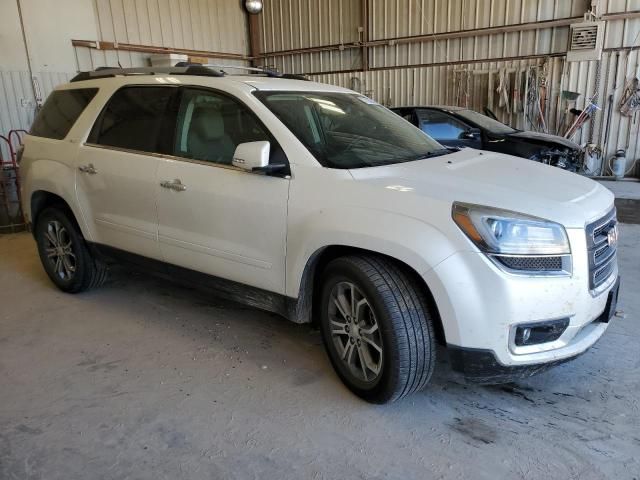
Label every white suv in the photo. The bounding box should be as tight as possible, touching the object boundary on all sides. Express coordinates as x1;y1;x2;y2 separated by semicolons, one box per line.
20;66;620;403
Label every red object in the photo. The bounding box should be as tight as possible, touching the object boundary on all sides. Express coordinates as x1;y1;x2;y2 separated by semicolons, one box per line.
0;135;14;168
0;134;25;230
8;129;27;163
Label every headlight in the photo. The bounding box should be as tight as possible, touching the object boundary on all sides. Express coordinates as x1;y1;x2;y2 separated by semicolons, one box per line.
452;202;571;275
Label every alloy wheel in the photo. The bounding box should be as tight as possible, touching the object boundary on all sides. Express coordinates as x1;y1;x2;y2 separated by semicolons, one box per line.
43;220;76;281
328;281;383;383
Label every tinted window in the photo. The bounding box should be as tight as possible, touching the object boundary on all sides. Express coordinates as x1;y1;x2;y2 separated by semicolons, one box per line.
255;92;445;169
30;88;98;140
455;109;517;134
174;88;269;165
417;110;468;140
91;87;174;152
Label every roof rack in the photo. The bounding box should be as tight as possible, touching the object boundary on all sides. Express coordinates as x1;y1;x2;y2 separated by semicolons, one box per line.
70;65;225;82
70;64;310;83
198;64;309;80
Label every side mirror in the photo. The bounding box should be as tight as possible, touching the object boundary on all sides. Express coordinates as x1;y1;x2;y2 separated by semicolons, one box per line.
460;128;481;140
232;141;270;171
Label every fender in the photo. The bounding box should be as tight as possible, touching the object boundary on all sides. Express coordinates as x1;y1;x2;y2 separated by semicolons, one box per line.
286;206;460;299
20;138;90;239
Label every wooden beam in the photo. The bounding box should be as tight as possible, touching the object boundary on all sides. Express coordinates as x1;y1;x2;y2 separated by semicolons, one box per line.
71;39;248;61
248;12;262;66
305;52;567;77
305;43;640;77
361;0;369;71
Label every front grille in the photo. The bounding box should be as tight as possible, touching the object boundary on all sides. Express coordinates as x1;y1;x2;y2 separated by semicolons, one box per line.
593;259;616;287
496;256;563;271
586;208;617;290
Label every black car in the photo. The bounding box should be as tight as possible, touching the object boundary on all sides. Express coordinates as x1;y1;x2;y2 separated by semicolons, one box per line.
392;106;582;171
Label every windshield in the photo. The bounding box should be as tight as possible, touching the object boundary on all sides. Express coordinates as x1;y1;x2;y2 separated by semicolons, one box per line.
454;109;517;135
255;91;447;169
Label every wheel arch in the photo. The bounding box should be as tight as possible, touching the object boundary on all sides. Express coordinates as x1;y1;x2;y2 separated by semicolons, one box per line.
30;190;85;238
290;245;447;345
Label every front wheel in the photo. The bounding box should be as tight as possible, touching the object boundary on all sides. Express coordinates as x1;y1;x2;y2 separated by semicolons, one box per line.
319;255;436;403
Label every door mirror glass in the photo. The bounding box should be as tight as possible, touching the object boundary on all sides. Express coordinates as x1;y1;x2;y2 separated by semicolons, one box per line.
232;141;270;171
459;128;481;140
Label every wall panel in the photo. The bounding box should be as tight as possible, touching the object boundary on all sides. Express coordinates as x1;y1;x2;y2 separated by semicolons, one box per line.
93;0;248;55
258;0;640;176
0;0;251;141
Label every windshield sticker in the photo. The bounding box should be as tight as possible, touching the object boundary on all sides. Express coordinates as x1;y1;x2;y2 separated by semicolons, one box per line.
356;95;379;105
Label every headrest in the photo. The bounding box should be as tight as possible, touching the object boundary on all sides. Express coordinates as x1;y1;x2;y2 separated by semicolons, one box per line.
190;104;225;140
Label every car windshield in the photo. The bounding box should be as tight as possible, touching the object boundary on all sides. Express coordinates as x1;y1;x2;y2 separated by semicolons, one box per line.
454;109;517;135
255;91;447;169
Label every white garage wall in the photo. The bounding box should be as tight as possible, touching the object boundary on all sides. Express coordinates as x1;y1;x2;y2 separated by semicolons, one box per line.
258;0;640;176
0;0;94;161
0;0;250;161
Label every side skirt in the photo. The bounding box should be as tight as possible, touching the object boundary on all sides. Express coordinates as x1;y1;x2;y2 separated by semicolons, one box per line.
87;243;309;324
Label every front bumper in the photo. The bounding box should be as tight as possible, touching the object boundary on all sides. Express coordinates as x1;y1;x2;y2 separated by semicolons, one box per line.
447;345;586;384
447;276;619;383
423;227;619;372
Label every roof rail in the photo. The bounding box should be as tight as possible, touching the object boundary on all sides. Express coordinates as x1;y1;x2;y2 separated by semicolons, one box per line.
70;64;310;83
200;64;309;81
70;65;225;82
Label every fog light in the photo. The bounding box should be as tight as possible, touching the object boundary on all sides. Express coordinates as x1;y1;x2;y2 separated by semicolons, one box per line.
514;318;570;346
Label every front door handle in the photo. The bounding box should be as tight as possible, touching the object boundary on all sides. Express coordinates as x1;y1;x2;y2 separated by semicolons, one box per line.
78;163;97;174
160;179;187;191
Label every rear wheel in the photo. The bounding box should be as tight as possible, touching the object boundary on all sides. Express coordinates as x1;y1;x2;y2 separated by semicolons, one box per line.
319;255;436;403
35;206;108;293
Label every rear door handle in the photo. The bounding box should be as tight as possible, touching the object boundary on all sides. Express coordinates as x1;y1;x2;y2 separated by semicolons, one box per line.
78;163;97;174
160;179;187;191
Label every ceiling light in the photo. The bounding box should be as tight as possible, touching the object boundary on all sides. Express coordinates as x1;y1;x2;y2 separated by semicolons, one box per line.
245;0;263;14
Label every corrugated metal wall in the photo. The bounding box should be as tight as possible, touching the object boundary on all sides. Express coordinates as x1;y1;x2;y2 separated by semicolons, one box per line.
258;0;640;176
2;0;639;175
0;72;73;162
0;0;249;161
367;0;583;67
74;0;250;70
258;0;589;71
260;0;362;72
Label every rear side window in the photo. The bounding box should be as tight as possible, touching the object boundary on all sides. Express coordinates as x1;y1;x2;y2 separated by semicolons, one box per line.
30;88;98;140
417;110;468;140
89;86;174;153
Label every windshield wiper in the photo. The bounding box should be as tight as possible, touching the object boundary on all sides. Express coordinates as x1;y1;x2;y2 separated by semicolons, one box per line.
403;149;452;162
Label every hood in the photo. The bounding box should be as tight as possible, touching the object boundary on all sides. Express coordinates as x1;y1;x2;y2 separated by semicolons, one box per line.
348;149;613;229
506;130;580;150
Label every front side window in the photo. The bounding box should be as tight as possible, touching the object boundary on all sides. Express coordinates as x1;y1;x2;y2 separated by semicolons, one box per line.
417;110;469;140
30;88;98;140
173;88;269;165
90;86;174;152
454;109;517;135
255;91;445;169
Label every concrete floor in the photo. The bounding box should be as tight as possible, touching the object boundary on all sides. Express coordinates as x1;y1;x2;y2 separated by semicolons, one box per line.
599;179;640;200
598;180;640;225
1;227;639;480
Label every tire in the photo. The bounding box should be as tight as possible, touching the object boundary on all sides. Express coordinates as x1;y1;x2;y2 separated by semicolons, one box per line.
319;254;436;403
35;206;108;293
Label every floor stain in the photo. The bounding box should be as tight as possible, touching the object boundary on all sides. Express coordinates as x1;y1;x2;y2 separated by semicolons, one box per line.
14;425;43;435
449;417;497;445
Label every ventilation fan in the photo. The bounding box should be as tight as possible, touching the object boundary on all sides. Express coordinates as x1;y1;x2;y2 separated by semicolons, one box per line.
567;21;605;62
